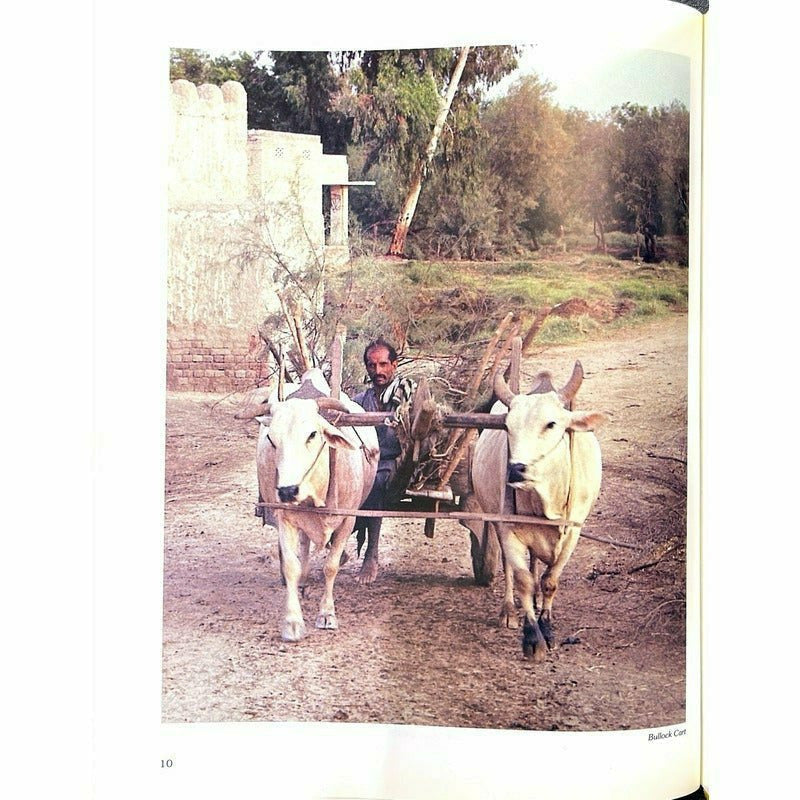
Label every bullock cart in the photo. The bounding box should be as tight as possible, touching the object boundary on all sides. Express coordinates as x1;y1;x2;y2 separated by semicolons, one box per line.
253;333;581;586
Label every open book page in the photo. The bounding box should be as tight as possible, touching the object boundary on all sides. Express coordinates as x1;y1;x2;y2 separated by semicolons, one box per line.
92;1;705;798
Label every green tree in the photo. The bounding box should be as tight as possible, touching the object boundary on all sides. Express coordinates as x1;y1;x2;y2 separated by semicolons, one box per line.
482;74;570;250
339;47;519;254
265;52;353;154
609;102;689;258
560;109;617;251
652;101;690;235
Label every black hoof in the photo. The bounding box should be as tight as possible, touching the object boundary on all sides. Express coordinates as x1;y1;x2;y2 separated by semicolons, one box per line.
522;619;539;658
539;617;554;649
523;641;535;659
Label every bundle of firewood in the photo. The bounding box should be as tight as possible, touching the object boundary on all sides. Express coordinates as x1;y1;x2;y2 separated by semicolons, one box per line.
392;308;551;495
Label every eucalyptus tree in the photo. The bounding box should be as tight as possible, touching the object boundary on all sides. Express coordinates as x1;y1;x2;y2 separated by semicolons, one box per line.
337;46;520;256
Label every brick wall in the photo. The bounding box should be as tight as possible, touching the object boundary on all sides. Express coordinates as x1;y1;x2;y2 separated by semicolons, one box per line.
166;326;270;393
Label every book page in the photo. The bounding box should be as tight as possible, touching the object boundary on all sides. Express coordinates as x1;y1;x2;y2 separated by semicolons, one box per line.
93;1;705;798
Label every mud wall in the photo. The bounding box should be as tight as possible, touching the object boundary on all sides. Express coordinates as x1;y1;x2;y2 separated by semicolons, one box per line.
167;79;341;392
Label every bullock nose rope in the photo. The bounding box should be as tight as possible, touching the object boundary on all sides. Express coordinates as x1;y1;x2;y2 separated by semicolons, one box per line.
283;437;329;493
559;428;576;540
559;400;578;548
277;411;373;496
506;428;575;530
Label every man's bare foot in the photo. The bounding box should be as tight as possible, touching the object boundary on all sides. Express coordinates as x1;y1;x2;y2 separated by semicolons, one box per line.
355;559;379;585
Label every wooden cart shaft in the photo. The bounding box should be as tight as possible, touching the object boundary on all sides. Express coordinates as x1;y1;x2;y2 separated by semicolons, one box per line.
257;501;574;527
254;409;508;430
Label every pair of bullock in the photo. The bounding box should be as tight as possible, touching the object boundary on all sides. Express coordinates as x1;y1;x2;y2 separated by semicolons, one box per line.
238;365;608;661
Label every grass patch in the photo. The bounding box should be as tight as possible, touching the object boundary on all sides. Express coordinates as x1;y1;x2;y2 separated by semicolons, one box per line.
536;314;603;344
405;261;451;286
325;253;689;378
617;274;688;311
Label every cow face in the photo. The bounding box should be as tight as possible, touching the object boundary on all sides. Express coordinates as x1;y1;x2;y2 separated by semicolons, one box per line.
262;399;361;506
505;392;608;488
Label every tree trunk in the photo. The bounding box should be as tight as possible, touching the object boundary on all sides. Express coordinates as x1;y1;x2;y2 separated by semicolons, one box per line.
387;46;471;257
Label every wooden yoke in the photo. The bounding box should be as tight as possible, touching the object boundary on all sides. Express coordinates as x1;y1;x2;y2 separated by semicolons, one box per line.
325;325;346;508
504;336;522;515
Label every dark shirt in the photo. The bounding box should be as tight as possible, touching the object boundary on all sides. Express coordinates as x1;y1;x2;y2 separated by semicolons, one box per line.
353;376;415;463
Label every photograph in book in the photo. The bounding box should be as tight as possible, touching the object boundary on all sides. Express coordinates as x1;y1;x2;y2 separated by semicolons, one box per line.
163;41;691;731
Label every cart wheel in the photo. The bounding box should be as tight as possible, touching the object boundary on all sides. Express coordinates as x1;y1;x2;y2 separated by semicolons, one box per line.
470;522;500;586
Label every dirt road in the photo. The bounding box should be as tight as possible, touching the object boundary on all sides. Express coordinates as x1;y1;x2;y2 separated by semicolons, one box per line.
162;313;689;730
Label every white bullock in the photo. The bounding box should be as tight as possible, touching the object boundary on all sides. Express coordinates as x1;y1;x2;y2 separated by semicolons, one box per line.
237;371;379;641
471;366;609;662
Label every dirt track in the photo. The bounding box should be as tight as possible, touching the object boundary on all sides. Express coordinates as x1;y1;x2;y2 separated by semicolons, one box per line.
162;313;688;730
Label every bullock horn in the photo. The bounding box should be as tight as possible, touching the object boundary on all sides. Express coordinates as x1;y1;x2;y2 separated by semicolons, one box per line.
493;372;517;407
315;397;351;413
234;402;271;420
559;361;584;404
528;370;555;395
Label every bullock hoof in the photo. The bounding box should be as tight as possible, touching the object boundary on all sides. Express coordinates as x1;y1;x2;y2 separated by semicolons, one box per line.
522;620;547;663
538;617;554;649
499;604;519;629
281;619;306;642
355;560;379;585
316;612;338;630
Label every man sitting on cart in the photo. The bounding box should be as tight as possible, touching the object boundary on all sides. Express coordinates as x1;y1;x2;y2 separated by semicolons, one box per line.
352;338;415;584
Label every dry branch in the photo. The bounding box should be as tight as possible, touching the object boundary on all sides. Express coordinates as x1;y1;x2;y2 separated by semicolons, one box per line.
520;307;552;353
436;428;477;490
464;311;515;407
645;450;687;466
279;292;313;373
627;540;681;573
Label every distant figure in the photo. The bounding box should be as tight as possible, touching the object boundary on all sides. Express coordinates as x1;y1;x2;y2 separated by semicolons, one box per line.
352;338;415;584
643;221;658;263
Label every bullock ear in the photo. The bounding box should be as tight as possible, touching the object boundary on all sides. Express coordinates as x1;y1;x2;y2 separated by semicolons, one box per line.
319;419;360;450
567;410;611;432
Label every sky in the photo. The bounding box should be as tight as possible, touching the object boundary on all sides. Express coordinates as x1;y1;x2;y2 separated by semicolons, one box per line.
202;43;690;119
493;45;690;115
